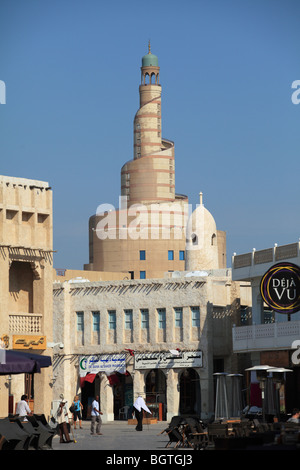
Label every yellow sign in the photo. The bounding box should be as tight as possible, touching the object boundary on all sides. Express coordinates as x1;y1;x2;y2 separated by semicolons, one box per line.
13;335;46;350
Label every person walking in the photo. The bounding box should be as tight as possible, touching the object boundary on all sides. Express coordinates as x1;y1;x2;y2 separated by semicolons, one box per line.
90;395;103;435
72;395;83;429
57;399;72;443
133;395;152;431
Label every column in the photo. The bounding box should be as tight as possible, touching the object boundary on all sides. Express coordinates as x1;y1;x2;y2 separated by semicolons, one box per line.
166;369;180;421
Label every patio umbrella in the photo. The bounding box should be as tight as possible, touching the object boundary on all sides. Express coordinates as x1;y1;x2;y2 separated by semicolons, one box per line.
11;350;52;368
0;350;51;375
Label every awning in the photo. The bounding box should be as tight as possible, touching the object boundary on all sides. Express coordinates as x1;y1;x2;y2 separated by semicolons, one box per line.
80;373;97;387
0;350;52;375
13;350;52;368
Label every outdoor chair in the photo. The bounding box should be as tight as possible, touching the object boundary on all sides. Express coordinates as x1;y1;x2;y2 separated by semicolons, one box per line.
0;417;31;450
26;414;56;449
184;417;208;450
207;422;229;448
160;416;187;448
0;434;7;450
12;418;40;449
119;406;130;420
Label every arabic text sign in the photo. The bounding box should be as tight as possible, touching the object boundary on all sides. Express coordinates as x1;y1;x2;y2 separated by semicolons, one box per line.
13;335;46;350
134;351;203;370
79;354;126;377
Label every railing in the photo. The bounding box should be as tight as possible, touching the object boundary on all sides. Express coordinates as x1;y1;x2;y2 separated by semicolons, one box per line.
232;242;300;270
232;320;300;352
9;313;43;334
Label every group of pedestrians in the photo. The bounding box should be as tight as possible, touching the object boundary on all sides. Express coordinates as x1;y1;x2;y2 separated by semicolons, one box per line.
14;392;151;444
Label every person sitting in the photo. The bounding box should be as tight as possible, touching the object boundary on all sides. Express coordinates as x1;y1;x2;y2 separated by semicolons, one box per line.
15;394;32;421
287;408;300;423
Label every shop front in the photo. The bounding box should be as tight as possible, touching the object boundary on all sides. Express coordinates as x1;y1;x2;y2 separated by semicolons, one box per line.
134;350;203;421
79;353;128;422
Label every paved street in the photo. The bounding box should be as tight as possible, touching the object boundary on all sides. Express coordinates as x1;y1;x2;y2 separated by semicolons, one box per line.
52;419;171;451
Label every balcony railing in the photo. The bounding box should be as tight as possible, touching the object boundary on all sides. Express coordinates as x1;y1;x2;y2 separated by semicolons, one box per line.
9;313;43;334
232;242;299;270
232;320;300;353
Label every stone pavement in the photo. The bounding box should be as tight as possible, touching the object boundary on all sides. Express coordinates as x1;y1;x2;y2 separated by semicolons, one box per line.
52;419;171;451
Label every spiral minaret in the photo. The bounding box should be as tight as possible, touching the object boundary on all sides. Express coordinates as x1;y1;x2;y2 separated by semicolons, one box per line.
121;42;176;206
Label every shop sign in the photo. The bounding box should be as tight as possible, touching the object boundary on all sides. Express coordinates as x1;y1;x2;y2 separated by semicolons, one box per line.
13;335;46;350
134;350;202;370
260;262;300;314
79;354;126;377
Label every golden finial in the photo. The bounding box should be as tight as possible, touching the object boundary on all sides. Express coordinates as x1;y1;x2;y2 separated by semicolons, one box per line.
148;40;151;54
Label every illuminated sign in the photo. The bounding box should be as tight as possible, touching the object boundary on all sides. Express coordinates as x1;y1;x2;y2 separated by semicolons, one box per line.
260;262;300;314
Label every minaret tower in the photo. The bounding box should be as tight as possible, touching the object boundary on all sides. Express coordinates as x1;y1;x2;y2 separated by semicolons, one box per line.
134;41;162;159
121;43;175;206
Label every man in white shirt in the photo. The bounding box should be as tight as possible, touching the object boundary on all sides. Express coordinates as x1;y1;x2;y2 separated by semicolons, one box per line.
133;395;152;431
91;395;103;435
16;395;32;421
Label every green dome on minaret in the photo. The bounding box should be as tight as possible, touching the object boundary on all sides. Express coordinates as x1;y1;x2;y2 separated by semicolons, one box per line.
142;41;158;67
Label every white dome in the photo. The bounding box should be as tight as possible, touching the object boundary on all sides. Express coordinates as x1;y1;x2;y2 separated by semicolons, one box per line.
185;193;219;270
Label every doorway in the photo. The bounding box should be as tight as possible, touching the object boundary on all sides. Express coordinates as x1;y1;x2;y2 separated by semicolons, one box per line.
179;368;201;415
113;372;133;420
145;369;167;419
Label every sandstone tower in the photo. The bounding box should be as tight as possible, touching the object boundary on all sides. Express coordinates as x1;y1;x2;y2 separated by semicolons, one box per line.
86;45;226;278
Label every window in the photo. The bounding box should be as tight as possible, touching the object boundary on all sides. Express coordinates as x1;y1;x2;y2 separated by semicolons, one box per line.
140;271;146;279
139;250;146;260
174;307;183;327
240;306;251;326
179;250;185;261
92;311;100;332
263;308;275;324
157;308;166;329
124;309;133;330
108;310;116;330
191;307;200;327
191;233;198;245
76;312;84;331
141;309;149;329
168;250;174;260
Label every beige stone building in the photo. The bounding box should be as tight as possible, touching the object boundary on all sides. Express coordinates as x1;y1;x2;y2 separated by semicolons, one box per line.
0;175;54;418
50;46;251;422
52;270;251;422
85;45;226;279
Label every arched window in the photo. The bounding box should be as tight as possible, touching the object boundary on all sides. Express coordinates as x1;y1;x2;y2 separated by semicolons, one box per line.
150;73;156;84
191;233;198;246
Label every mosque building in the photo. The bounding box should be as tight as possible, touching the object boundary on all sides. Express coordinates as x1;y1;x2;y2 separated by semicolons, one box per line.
51;46;251;422
85;43;226;279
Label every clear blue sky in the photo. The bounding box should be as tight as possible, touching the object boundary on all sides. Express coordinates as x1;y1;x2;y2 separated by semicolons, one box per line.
0;0;299;270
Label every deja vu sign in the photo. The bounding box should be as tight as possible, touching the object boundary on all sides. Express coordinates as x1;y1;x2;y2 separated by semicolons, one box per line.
260;262;300;315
